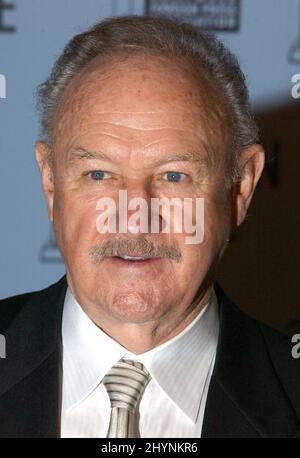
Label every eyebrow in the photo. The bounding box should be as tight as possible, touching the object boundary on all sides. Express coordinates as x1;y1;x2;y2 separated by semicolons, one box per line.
68;148;113;163
67;147;208;167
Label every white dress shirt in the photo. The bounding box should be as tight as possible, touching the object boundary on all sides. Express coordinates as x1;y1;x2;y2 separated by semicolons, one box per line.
60;287;219;438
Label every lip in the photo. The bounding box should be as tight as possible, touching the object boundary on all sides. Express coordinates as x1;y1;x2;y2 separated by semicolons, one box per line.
106;256;163;266
114;253;154;258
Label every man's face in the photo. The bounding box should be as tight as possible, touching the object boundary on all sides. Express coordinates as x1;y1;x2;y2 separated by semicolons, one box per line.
39;54;232;325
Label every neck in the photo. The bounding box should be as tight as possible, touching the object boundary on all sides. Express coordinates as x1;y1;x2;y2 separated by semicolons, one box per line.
73;285;214;354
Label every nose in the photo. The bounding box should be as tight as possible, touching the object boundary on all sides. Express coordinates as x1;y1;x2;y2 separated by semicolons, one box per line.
116;181;163;236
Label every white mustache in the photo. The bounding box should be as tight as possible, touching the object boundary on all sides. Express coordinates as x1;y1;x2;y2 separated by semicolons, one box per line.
89;237;182;263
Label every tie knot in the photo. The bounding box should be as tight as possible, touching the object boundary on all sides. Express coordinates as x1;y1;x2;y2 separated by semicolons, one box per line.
102;358;151;412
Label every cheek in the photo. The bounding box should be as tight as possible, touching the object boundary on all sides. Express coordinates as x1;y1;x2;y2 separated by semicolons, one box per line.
204;189;232;239
176;201;230;279
53;188;101;252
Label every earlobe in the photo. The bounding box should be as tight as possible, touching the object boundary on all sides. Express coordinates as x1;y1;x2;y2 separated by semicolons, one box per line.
35;141;54;222
235;144;265;227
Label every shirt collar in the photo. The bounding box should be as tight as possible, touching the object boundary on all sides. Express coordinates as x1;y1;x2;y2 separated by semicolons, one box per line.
62;287;219;423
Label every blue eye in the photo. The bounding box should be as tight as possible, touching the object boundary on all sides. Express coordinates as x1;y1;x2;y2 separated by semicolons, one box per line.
90;171;107;181
164;172;185;182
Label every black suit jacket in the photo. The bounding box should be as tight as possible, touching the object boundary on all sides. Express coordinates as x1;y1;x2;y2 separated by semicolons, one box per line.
0;275;299;438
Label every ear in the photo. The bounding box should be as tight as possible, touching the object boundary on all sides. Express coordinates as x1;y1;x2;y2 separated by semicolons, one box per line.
234;144;265;226
35;141;54;222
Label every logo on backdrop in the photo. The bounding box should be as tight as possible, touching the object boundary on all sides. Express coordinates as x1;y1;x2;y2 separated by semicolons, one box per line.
0;0;15;33
287;0;300;64
145;0;240;32
40;225;62;263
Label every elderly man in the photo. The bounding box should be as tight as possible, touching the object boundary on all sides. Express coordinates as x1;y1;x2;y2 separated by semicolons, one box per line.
0;15;299;438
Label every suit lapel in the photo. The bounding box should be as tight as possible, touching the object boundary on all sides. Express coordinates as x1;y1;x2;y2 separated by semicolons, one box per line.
201;286;300;438
1;277;299;437
0;275;67;437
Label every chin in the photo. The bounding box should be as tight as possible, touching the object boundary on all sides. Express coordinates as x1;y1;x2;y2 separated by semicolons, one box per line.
108;291;163;323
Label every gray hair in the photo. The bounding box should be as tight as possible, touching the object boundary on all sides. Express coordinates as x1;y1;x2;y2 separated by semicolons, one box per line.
37;14;260;183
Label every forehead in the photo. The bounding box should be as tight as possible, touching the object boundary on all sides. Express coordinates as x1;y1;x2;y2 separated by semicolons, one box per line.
59;53;203;110
52;53;225;156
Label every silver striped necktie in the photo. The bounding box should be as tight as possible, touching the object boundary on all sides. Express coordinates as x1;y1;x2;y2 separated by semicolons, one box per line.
102;358;151;438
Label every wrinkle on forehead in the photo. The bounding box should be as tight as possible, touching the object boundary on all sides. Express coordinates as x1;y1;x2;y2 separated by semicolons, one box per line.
66;113;209;133
54;54;203;128
52;53;230;172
